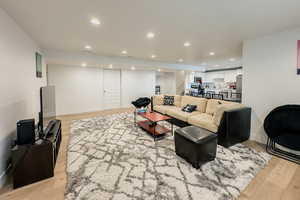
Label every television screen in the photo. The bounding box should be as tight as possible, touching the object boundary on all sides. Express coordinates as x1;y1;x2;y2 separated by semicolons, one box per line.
40;86;56;133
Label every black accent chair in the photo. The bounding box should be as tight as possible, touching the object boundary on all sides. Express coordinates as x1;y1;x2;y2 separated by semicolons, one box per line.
131;97;151;108
264;105;300;164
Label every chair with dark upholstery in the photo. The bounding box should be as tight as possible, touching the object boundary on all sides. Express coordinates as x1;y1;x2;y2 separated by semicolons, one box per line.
264;105;300;164
131;97;151;108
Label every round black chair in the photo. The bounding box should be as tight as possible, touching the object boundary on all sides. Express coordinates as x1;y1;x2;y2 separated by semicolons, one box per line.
264;105;300;164
131;97;151;108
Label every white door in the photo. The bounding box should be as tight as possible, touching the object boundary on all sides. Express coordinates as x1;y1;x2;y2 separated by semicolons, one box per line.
103;69;121;109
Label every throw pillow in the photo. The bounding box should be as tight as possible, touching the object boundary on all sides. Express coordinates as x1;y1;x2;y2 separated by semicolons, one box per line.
163;95;175;105
182;104;197;113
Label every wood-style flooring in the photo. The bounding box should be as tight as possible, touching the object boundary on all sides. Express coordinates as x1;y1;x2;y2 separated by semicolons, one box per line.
0;108;299;200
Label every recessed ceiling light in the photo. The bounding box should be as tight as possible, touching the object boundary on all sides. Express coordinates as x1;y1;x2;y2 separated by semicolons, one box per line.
151;54;157;58
90;18;101;25
85;45;92;50
229;58;236;62
209;52;215;56
184;42;191;47
109;64;113;68
147;32;155;39
81;62;87;67
215;64;220;67
131;66;135;70
121;50;127;55
178;59;183;62
157;69;161;72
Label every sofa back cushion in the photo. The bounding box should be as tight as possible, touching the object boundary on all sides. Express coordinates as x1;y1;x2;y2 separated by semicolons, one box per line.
206;99;243;115
212;103;245;126
173;95;182;107
181;96;207;113
152;95;164;106
206;99;223;115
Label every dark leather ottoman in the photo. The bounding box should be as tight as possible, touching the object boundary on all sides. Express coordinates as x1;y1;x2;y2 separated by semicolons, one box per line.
174;126;217;169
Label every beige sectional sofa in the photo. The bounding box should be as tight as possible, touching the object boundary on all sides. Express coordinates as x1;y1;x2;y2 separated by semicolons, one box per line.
151;95;251;147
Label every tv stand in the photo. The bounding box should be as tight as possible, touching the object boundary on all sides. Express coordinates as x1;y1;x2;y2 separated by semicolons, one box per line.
12;120;62;188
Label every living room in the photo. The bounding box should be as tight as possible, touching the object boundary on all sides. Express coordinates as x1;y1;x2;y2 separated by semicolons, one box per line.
1;0;300;200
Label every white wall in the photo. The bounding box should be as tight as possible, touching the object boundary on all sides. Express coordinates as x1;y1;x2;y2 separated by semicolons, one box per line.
121;70;155;107
47;65;156;115
156;72;176;94
243;28;300;143
0;8;46;186
47;65;103;115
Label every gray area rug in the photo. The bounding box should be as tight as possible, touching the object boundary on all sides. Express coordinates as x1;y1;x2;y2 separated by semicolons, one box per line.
66;112;271;200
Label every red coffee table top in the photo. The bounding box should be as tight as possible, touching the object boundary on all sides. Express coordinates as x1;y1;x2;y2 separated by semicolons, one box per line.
138;112;171;122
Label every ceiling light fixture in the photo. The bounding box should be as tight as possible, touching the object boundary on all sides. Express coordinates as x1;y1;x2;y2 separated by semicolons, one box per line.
109;64;113;68
158;69;161;72
184;42;191;47
151;54;157;58
209;52;215;56
85;45;92;50
147;32;155;39
121;50;127;55
90;18;101;25
229;58;236;62
215;64;220;67
131;66;135;70
81;62;87;67
178;59;183;62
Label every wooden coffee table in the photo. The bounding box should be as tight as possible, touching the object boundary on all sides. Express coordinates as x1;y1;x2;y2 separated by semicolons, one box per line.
135;112;173;141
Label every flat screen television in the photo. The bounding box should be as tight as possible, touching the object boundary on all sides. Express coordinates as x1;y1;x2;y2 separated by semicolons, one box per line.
39;86;56;135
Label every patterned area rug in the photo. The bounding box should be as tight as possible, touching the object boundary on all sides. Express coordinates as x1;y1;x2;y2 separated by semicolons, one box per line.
66;112;271;200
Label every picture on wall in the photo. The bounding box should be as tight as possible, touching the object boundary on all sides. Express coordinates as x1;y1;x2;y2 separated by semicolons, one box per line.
36;52;42;78
298;40;300;75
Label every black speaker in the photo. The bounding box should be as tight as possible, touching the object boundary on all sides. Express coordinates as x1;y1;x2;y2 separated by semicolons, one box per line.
17;119;36;145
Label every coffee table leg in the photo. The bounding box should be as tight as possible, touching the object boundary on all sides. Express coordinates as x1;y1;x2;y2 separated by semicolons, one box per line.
153;123;156;141
134;110;137;126
171;123;174;136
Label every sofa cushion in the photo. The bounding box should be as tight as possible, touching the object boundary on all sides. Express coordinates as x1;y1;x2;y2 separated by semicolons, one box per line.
153;95;181;107
166;107;202;122
188;113;218;133
213;103;245;126
205;99;223;115
181;96;207;113
153;105;175;114
173;95;182;107
152;95;164;106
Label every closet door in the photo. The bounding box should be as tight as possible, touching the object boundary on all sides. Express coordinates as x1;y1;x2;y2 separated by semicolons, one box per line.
103;69;121;109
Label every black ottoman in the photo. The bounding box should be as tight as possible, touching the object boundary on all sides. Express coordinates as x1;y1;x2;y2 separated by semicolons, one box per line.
174;126;217;169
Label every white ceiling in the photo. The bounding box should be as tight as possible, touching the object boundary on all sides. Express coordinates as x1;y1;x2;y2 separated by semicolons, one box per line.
1;0;300;68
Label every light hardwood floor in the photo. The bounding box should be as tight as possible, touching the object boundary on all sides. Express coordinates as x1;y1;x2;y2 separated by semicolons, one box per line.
0;108;299;200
